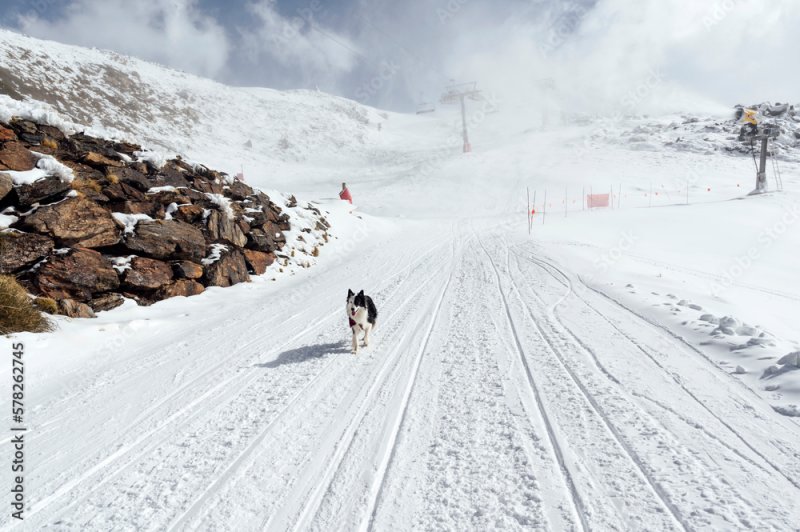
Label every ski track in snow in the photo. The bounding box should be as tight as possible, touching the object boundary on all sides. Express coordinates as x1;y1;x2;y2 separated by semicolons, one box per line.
5;228;800;531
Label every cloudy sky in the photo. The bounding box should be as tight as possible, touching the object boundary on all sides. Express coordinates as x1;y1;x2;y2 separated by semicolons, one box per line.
1;0;798;113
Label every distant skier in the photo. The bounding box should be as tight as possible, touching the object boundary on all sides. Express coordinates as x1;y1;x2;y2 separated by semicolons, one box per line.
339;182;353;204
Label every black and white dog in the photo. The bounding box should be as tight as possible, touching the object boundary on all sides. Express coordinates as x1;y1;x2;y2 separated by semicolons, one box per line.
346;289;378;354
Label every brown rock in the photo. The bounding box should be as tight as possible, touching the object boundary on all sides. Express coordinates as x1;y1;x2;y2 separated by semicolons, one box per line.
252;221;287;251
83;151;123;168
174;204;205;224
0;141;36;171
0;172;11;201
226;180;254;201
58;299;96;318
36;248;120;301
38;125;66;142
15;175;71;207
173;260;203;279
0;232;54;273
159;279;205;299
155;163;190;188
204;248;250;287
242;249;275;275
103;182;146;202
0;126;16;142
120;200;160;217
123;256;173;290
125;220;206;261
89;293;125;312
23;197;120;248
113;141;141;155
207;209;247;247
106;166;151;191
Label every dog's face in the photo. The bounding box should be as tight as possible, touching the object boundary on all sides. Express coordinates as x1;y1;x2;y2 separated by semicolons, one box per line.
346;289;366;318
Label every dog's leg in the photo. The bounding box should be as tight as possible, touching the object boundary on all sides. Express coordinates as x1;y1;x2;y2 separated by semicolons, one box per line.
363;323;371;347
352;328;359;354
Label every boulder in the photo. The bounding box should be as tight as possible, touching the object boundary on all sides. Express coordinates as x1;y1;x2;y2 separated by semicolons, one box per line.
37;125;66;142
0;141;36;171
58;299;96;318
246;221;288;252
22;196;120;248
89;293;125;312
159;279;205;299
9;119;37;137
204;248;250;287
226;180;254;201
247;228;273;252
103;181;146;202
173;260;203;279
155;163;190;188
125;220;206;261
14;175;71;207
118;200;160;217
123;257;173;290
207;209;247;247
0;172;12;201
106;166;150;191
0;125;16;141
83;151;123;168
0;232;54;273
174;204;205;224
35;248;120;301
113;141;141;156
242;249;275;275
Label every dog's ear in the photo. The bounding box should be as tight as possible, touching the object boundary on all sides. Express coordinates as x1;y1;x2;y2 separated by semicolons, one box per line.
347;288;354;299
357;290;364;297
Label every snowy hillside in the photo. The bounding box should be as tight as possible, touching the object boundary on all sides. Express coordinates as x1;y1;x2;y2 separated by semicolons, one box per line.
0;29;387;187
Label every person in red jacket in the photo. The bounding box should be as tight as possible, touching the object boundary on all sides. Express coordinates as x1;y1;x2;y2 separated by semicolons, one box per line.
339;182;353;204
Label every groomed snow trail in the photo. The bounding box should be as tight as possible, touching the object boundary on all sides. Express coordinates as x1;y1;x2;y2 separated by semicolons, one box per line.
7;225;800;531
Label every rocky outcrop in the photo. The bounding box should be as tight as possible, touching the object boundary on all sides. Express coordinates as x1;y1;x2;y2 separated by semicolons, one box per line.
15;176;71;207
159;279;205;299
123;257;173;291
124;220;205;261
243;249;275;275
23;197;120;248
0;141;36;171
0;172;12;201
0;117;329;317
35;248;120;301
204;248;249;287
0;232;53;273
88;293;125;312
58;298;96;318
173;260;203;279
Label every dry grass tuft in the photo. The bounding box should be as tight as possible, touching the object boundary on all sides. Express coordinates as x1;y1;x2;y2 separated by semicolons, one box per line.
0;275;53;335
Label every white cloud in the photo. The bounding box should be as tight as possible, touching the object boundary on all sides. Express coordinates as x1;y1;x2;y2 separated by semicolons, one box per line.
240;0;360;83
16;0;230;78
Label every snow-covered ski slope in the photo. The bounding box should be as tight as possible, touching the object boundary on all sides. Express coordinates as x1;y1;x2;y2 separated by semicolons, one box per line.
2;30;800;531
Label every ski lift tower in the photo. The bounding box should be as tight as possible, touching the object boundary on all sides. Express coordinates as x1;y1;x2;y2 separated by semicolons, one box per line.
440;81;482;153
737;107;781;194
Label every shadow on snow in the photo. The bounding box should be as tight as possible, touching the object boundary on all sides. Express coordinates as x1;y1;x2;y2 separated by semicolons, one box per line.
256;341;350;369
